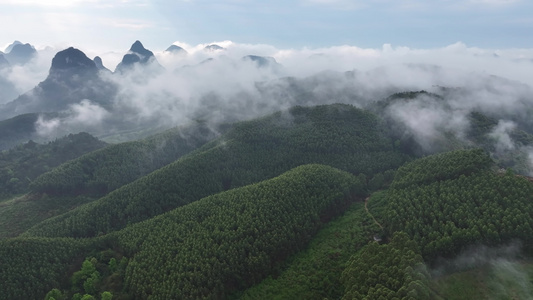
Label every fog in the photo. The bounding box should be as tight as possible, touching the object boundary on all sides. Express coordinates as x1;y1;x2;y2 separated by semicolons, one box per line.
431;242;533;299
2;41;533;172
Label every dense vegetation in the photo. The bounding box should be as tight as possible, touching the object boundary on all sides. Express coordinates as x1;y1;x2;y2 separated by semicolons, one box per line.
0;194;96;238
112;164;362;299
2;102;533;299
0;237;91;300
237;202;376;299
341;232;430;300
5;164;363;299
386;149;533;261
30;121;218;196
0;132;107;198
23;104;408;238
0;113;40;151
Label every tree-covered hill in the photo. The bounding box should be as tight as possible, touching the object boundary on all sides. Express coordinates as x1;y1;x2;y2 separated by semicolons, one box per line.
29;121;219;196
1;164;364;300
23;104;408;239
0;113;50;151
113;164;363;299
373;90;533;174
0;132;107;198
385;149;533;261
0;237;92;300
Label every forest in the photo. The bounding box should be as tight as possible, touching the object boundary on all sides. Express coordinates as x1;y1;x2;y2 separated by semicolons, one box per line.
1;102;532;299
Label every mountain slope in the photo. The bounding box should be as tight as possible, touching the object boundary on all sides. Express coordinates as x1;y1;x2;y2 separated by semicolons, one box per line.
23;104;408;238
0;132;107;198
385;149;533;261
110;164;362;299
30;121;219;196
0;47;116;120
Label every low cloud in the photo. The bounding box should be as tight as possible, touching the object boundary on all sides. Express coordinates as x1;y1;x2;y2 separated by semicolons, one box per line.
2;41;533;170
36;100;110;138
431;242;533;299
489;120;516;152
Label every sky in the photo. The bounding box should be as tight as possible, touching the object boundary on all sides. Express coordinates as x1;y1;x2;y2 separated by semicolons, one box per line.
1;0;533;53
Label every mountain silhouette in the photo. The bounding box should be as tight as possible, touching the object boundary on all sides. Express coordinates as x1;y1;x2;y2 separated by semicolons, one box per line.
115;40;163;73
0;47;116;120
5;42;36;65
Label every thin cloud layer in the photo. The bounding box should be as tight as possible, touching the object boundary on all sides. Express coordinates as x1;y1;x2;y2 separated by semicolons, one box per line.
2;41;532;175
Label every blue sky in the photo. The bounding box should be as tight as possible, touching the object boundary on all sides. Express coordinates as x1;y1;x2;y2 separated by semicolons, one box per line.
1;0;532;52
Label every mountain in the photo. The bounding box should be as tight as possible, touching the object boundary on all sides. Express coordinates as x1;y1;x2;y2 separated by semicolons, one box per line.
242;55;283;72
114;40;163;73
0;53;18;105
0;47;116;120
93;56;110;72
23;104;407;239
165;44;187;54
0;113;41;150
5;43;36;65
0;132;107;199
49;47;97;72
4;41;22;53
30;121;221;197
0;53;9;68
0;102;532;299
204;44;225;51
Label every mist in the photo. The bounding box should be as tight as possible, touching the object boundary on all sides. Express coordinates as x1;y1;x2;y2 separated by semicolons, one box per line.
2;41;533;173
431;242;533;299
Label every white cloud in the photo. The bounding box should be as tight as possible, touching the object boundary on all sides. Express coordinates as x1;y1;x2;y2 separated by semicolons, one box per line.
489;120;517;152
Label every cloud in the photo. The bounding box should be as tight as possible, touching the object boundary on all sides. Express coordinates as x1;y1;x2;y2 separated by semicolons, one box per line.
0;41;528;171
489;120;516;152
431;242;533;299
35;100;110;138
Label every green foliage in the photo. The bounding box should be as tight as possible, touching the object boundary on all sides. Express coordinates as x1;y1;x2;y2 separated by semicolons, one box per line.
111;164;360;299
386;149;533;260
24;104;408;239
101;291;113;300
72;259;98;289
430;260;533;300
390;149;492;189
0;194;96;238
0;113;40;151
0;237;90;300
30;122;216;196
0;132;107;198
341;232;430;300
44;288;64;300
467;111;533;174
237;200;381;300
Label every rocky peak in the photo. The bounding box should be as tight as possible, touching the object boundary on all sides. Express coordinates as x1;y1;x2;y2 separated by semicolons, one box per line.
204;44;225;52
5;43;36;65
93;56;110;72
165;45;187;54
50;47;97;73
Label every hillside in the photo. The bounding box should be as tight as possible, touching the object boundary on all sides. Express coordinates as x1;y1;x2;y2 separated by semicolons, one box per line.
30;121;220;196
1;104;532;299
1;164;363;299
23;104;408;239
0;132;107;198
0;113;42;151
385;149;533;261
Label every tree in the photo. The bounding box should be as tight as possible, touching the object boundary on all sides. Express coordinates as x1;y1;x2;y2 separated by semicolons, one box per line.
101;291;113;300
44;288;63;300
